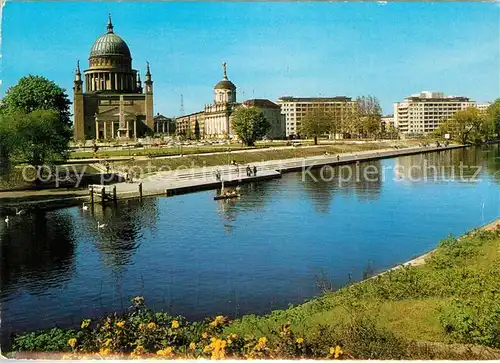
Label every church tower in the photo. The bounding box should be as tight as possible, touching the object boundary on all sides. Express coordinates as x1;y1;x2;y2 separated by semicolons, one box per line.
73;60;84;141
144;62;154;130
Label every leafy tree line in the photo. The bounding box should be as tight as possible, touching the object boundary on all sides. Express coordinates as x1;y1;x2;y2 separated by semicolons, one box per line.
0;75;72;179
434;99;500;144
299;95;384;145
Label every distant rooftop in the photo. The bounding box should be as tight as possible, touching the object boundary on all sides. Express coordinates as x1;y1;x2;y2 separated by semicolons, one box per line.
277;96;352;102
243;99;280;109
406;91;471;102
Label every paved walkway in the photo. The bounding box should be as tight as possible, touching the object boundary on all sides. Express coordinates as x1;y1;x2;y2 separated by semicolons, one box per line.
0;144;461;208
107;144;460;200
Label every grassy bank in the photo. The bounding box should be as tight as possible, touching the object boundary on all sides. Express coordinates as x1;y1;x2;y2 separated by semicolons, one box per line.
114;142;391;176
8;222;500;359
226;222;500;349
0;164;99;190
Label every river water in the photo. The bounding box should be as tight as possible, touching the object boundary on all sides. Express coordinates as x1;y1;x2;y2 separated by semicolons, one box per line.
1;145;499;347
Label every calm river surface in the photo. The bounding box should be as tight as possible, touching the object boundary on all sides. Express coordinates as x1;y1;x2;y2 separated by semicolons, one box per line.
1;145;499;346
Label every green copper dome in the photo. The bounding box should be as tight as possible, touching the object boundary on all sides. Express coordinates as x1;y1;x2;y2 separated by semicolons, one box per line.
89;15;131;58
215;79;236;90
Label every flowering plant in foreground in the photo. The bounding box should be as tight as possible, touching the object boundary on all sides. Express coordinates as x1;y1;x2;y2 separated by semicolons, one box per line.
12;296;347;360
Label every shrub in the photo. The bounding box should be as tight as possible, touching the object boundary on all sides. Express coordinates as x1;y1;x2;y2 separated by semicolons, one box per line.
439;295;500;348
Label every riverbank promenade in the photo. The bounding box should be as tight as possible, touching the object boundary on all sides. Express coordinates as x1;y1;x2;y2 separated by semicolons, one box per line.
0;143;463;209
109;143;462;199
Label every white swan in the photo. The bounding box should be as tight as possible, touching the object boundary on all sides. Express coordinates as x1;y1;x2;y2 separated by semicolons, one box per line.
4;216;9;224
97;221;107;229
15;208;25;215
82;203;89;211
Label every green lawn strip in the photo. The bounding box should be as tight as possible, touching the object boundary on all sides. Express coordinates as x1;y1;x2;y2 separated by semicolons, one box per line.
0;164;100;190
115;143;389;175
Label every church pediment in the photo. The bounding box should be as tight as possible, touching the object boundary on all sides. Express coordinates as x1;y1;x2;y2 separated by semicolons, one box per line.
95;107;136;119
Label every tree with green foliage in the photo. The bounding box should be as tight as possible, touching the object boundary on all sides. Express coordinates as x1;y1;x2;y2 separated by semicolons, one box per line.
1;75;72;127
485;99;500;137
231;106;270;146
0;112;17;165
300;108;334;145
12;110;72;166
435;107;489;144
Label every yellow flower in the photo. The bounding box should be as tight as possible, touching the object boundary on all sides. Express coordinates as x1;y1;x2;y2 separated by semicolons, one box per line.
131;345;145;356
189;342;196;350
334;345;343;359
330;347;335;355
116;321;125;328
255;336;267;350
209;315;226;327
296;337;304;344
227;339;232;345
80;319;91;329
203;345;212;353
104;338;113;347
147;322;157;329
202;332;209;339
139;323;145;330
157;347;174;357
230;333;238;339
171;320;180;329
99;348;111;356
67;338;77;348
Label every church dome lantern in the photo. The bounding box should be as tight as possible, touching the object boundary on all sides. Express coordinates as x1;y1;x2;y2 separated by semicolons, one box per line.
214;62;236;104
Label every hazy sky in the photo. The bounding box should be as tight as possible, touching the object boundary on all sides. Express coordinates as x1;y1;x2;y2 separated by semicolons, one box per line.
2;1;499;118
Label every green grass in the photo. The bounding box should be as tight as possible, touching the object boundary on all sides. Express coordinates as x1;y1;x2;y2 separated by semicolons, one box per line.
0;164;100;190
114;143;390;176
226;226;500;349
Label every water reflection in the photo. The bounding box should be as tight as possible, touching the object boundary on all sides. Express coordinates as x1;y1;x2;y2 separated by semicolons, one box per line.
216;182;273;226
0;210;76;297
86;199;159;271
394;148;488;183
303;161;383;213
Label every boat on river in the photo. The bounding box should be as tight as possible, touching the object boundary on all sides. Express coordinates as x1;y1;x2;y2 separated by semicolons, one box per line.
214;180;241;200
214;193;241;201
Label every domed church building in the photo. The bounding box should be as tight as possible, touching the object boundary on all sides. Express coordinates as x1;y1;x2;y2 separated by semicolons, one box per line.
73;15;154;141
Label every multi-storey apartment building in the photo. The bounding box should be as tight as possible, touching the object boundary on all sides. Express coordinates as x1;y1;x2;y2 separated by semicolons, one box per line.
276;96;355;137
393;91;475;136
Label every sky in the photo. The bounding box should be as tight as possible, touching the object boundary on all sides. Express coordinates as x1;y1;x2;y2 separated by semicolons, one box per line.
1;1;499;118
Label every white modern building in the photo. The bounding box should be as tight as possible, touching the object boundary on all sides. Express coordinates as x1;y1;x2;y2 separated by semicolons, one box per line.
393;91;475;136
475;102;491;113
276;96;355;137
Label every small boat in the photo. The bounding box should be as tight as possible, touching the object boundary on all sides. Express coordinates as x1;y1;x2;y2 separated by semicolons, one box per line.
214;179;241;200
214;193;241;201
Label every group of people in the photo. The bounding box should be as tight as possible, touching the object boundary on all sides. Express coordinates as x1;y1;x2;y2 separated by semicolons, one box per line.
246;165;258;177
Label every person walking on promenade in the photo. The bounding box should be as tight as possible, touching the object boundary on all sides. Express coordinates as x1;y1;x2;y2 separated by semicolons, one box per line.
337;155;340;162
253;166;258;176
246;165;251;177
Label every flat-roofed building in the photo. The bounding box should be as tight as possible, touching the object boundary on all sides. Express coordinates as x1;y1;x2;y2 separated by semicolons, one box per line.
276;96;355;137
175;111;205;139
381;114;395;131
394;91;475;136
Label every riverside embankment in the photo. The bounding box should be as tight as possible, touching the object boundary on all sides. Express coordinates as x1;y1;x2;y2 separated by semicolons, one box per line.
0;143;464;211
8;219;500;359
